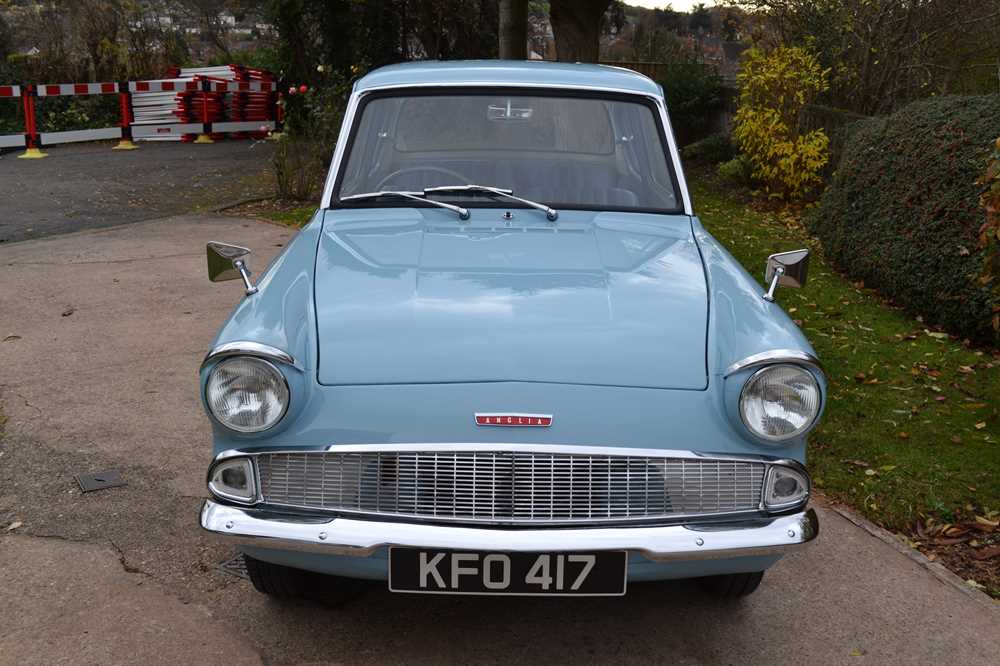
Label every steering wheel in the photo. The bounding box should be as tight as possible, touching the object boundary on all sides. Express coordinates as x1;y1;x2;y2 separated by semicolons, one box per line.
375;166;471;191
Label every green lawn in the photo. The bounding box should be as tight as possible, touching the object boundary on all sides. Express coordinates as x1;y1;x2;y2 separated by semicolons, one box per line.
262;205;316;227
692;169;999;532
253;203;317;229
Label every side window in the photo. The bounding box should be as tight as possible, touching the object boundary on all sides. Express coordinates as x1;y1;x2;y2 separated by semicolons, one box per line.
610;103;676;209
339;98;402;195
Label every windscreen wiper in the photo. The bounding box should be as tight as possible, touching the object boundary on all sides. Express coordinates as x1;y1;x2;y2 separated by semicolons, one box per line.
424;185;558;221
339;190;470;220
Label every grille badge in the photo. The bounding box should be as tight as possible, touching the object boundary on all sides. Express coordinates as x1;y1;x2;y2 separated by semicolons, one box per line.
475;413;552;427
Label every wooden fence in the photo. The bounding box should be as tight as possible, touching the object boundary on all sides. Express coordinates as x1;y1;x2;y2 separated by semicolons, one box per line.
800;103;872;172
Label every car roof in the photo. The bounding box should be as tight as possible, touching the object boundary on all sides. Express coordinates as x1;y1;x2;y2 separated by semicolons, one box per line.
354;60;663;98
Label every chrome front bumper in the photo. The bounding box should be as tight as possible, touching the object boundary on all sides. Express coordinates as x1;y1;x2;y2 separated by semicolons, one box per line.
200;500;818;561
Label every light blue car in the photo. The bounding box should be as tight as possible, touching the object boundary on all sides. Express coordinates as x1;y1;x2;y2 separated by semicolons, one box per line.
200;61;822;601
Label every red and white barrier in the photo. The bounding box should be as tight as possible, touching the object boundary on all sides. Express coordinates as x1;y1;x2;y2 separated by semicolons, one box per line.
36;82;118;97
130;122;205;140
128;79;201;93
40;127;123;144
0;84;22;149
1;65;279;156
208;81;275;92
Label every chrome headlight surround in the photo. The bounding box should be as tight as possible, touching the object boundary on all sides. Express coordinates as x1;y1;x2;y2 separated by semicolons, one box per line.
739;363;821;443
207;456;258;504
204;356;290;433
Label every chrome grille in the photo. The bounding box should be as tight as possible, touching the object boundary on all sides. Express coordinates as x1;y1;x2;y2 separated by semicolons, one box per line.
256;450;766;525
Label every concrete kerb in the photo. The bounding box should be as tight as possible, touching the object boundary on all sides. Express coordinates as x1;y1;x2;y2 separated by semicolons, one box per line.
819;496;1000;609
211;195;276;213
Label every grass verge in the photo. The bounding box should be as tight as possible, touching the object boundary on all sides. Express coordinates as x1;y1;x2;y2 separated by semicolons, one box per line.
222;199;317;227
691;168;999;595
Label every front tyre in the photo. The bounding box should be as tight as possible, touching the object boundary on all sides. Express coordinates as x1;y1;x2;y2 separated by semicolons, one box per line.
244;554;366;606
697;571;764;598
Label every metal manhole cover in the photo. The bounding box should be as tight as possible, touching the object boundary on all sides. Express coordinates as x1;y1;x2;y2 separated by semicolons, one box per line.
75;470;127;493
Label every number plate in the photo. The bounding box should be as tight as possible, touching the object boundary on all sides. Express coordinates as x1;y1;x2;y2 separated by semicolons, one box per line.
388;548;628;596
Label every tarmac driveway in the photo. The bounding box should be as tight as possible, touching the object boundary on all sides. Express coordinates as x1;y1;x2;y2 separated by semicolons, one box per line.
1;215;999;664
0;141;272;244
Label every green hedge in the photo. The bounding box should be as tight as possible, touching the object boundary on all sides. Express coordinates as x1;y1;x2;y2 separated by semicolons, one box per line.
808;96;1000;343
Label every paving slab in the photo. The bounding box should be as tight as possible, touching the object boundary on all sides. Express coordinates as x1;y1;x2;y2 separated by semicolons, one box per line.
0;535;262;666
0;214;293;499
0;215;998;665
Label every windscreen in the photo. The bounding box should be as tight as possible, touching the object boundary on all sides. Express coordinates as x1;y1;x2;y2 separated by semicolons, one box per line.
337;92;681;212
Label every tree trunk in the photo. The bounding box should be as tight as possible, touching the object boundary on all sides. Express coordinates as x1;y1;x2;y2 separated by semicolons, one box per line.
549;0;611;63
499;0;528;60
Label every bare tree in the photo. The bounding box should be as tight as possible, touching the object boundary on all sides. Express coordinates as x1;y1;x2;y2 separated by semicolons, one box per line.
733;0;1000;114
178;0;234;60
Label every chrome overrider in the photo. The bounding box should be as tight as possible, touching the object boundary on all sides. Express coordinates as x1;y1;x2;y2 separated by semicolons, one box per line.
200;445;819;561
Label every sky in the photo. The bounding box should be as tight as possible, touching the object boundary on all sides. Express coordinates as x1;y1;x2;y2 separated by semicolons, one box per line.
626;1;708;11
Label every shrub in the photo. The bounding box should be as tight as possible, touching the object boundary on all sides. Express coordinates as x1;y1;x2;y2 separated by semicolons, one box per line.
271;69;351;200
683;133;736;165
717;155;755;187
271;134;326;200
732;46;830;199
808;96;1000;343
657;62;727;146
798;103;870;178
979;137;1000;332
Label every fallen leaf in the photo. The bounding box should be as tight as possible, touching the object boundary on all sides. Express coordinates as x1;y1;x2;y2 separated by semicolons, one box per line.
975;422;987;430
966;579;987;591
2;335;20;342
935;536;973;545
61;307;75;317
975;515;1000;529
973;546;1000;561
880;465;897;471
864;468;878;476
898;432;910;440
951;435;963;444
957;366;975;374
926;331;949;339
854;372;867;382
849;649;866;657
5;521;22;532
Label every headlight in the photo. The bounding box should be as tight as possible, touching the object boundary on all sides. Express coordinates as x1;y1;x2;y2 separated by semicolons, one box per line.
739;364;820;442
208;457;257;503
764;464;810;510
205;356;289;432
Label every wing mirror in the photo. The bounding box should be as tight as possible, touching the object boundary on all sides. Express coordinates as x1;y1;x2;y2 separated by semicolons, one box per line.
763;249;810;302
207;241;258;296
